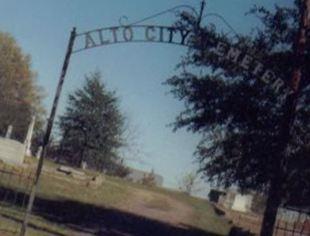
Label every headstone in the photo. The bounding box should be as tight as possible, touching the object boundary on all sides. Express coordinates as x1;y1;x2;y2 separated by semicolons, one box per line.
231;194;253;213
87;175;105;188
24;116;36;156
71;170;87;181
5;125;13;139
81;161;87;170
0;137;25;165
57;165;87;180
36;146;43;159
57;165;73;175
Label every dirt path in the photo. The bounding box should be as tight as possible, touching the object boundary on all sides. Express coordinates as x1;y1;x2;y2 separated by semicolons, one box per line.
118;188;194;227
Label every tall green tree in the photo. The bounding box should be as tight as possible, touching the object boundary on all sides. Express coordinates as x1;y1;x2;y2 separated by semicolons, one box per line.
58;71;126;174
0;32;45;142
166;1;309;235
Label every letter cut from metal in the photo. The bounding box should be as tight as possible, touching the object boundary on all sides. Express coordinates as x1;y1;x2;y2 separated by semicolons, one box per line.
226;47;241;63
98;29;110;45
85;32;97;49
180;29;190;45
123;26;133;41
145;26;156;41
213;42;227;57
110;27;119;43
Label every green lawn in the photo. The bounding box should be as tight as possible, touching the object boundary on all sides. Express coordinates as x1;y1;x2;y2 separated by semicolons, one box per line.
0;158;231;236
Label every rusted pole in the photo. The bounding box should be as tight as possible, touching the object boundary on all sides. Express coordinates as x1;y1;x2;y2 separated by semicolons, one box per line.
19;27;76;236
260;1;310;235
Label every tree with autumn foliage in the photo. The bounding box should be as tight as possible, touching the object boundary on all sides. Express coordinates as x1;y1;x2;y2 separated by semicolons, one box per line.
0;32;45;142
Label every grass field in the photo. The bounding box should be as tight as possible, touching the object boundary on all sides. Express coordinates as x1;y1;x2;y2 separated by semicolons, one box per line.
0;158;232;236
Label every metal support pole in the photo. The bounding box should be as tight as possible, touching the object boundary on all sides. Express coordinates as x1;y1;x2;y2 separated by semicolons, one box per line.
260;1;310;235
20;27;76;236
197;0;206;28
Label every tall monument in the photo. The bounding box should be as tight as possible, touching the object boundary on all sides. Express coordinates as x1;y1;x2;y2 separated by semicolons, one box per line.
5;125;13;139
24;116;36;157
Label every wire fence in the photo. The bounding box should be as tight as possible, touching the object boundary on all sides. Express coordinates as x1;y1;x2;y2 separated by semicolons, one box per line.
214;203;310;235
274;207;310;236
0;161;35;235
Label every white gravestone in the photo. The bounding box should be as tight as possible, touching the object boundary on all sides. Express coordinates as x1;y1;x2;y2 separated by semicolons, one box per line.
36;146;43;159
24;116;36;157
5;125;13;139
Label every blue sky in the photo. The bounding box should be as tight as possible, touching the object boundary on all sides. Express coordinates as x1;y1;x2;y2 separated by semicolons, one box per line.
0;0;291;195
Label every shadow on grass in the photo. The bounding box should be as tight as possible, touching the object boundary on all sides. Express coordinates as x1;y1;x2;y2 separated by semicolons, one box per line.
228;227;255;236
0;212;65;236
0;186;225;236
211;204;255;236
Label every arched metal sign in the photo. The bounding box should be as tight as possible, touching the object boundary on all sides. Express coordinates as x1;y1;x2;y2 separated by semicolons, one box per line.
74;25;192;53
72;24;293;97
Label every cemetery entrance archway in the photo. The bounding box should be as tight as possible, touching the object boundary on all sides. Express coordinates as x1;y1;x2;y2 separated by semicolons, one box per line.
18;1;295;235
